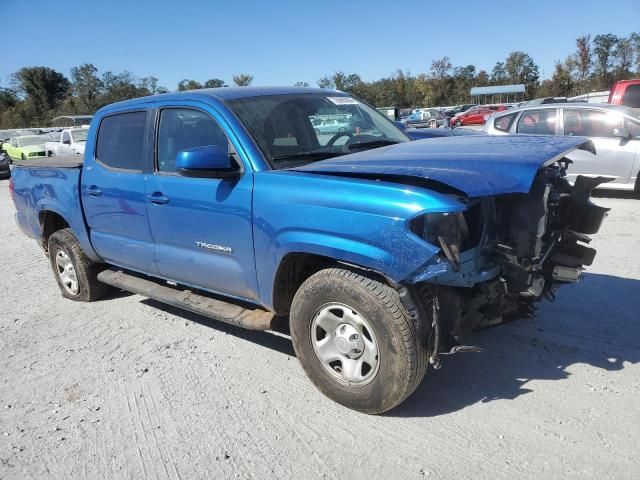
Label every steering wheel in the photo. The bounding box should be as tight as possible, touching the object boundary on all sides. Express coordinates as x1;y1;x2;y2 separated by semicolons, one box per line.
326;131;353;146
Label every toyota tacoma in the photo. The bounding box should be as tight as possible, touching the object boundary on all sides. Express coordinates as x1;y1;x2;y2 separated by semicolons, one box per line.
10;87;609;413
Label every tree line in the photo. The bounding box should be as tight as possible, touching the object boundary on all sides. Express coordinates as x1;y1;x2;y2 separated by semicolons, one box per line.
1;32;638;129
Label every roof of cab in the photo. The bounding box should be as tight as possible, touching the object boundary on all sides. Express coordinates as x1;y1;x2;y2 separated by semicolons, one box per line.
97;86;340;114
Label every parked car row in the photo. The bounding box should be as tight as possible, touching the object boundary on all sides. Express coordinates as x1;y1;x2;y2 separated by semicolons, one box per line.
485;103;640;193
0;126;88;164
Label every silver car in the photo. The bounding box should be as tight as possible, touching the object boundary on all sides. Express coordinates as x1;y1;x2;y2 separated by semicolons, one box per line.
484;103;640;193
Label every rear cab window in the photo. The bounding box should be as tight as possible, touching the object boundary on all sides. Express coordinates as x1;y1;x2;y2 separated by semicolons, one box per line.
95;111;147;171
622;84;640;108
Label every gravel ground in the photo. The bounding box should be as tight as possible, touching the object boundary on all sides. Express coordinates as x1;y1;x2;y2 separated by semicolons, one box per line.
0;178;638;480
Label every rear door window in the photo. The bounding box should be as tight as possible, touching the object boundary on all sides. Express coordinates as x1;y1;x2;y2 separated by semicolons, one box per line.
563;109;622;138
95;111;147;171
516;109;557;134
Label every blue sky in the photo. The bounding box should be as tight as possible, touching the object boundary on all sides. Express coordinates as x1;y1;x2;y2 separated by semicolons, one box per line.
2;0;639;90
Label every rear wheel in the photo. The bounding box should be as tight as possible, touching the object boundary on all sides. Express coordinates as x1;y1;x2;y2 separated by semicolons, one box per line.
290;268;428;414
48;228;110;301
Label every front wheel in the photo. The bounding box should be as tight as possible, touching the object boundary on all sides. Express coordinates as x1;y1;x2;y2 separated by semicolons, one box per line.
290;268;428;414
48;228;110;301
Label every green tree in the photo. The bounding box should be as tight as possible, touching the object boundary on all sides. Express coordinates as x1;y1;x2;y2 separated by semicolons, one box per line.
294;81;309;87
504;51;539;97
490;62;507;84
575;35;592;84
232;74;254;86
101;71;146;104
139;76;167;94
593;33;619;87
70;63;103;112
11;66;71;122
177;79;203;91
614;36;634;77
632;32;640;73
203;78;226;88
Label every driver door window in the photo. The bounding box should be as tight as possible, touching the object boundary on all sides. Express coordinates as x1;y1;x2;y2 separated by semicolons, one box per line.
157;108;229;173
62;132;71;144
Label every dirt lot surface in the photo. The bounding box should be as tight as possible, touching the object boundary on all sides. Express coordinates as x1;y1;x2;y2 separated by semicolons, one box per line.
0;178;638;479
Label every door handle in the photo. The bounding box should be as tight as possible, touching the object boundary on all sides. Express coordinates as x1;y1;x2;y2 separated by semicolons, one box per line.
87;186;102;197
146;192;170;205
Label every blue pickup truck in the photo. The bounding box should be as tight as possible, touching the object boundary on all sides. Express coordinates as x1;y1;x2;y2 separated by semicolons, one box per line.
10;87;609;413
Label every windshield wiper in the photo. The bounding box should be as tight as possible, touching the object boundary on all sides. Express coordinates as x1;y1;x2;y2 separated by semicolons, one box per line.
347;139;400;150
271;151;342;162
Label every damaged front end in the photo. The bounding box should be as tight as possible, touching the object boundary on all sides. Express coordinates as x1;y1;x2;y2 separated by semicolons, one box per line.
404;159;610;362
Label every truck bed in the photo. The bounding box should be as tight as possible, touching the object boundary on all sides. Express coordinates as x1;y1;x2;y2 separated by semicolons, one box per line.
13;156;83;169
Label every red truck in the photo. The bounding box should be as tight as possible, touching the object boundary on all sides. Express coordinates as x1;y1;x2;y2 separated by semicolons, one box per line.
608;79;640;109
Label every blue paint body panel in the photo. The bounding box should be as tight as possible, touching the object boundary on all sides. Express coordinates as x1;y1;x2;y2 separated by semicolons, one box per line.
9;87;593;312
293;135;593;197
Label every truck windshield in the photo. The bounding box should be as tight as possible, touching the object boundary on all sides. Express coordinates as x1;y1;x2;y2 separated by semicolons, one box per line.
227;93;409;168
71;129;88;142
19;136;44;147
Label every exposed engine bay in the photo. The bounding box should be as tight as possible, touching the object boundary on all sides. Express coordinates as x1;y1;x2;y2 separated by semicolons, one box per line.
403;159;611;361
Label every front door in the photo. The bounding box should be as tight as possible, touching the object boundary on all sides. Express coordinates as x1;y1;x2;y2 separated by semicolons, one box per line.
81;110;157;273
145;106;258;301
562;108;637;185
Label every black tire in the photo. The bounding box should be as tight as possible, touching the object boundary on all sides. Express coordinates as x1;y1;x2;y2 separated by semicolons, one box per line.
48;228;110;301
290;268;429;414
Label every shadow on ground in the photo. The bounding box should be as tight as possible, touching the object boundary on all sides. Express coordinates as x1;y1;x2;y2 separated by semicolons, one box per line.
106;272;639;417
391;272;640;417
139;298;296;357
592;188;638;200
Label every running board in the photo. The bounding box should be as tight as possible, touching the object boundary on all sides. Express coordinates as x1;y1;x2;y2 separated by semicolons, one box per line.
97;269;274;330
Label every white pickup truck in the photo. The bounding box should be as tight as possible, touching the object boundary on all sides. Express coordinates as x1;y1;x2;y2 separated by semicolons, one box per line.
44;127;88;157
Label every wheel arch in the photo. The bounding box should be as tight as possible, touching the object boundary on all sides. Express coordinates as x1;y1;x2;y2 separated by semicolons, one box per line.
271;251;393;316
39;209;70;251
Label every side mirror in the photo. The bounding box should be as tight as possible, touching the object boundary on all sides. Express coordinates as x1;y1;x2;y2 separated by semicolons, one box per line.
63;139;71;145
176;145;240;178
613;127;630;138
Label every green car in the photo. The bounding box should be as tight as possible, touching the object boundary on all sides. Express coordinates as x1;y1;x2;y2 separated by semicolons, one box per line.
2;135;47;161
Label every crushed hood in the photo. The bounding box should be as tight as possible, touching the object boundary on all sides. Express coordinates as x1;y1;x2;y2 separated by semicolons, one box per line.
292;135;594;197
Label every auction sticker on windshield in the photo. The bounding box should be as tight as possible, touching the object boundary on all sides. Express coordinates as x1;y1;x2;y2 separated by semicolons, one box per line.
327;97;360;105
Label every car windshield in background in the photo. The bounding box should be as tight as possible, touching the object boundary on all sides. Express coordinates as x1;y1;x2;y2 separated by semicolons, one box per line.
19;136;44;146
227;93;409;168
71;129;88;142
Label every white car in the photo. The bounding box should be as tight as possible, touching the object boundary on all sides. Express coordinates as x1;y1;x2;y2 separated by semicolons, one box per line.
45;128;88;157
484;103;640;193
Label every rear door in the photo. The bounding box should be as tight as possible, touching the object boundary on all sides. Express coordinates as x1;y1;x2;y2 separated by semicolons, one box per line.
562;108;636;185
145;105;258;301
81;110;157;273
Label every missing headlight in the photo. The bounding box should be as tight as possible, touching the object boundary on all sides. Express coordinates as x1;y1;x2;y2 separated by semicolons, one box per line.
410;212;469;270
